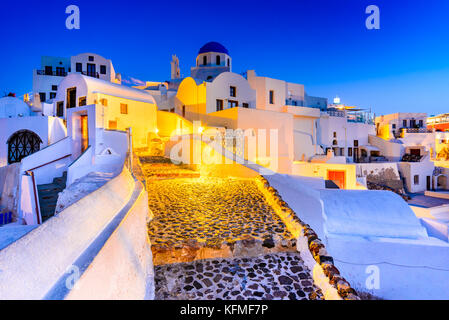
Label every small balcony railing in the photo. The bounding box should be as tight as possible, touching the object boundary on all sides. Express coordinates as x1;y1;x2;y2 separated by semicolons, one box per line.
36;70;67;77
81;71;100;79
401;128;432;134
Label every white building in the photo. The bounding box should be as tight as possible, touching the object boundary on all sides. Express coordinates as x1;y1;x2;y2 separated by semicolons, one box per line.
0;96;66;168
376;112;428;140
32;53;121;106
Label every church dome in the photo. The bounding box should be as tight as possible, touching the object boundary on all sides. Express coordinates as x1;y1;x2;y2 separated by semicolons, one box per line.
198;42;229;55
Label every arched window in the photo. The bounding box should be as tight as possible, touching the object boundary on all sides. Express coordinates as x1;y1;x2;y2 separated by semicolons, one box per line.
216;55;221;65
203;56;207;66
7;130;42;164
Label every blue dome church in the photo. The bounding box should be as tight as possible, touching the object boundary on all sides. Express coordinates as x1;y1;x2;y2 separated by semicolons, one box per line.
191;42;232;81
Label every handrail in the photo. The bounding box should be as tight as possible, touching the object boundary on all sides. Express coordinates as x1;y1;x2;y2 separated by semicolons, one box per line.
25;171;41;225
26;154;72;172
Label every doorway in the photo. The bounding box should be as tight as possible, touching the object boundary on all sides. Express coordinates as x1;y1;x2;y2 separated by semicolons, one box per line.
81;115;89;153
87;63;96;77
426;176;431;191
328;170;346;190
67;87;76;109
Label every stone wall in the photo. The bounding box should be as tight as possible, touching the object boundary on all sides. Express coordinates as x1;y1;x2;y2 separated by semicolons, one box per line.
254;176;360;300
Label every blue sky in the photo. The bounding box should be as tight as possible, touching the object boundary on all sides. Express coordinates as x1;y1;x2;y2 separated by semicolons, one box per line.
1;0;449;115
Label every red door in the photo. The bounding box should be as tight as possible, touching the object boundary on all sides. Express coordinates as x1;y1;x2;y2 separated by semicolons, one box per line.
328;170;346;189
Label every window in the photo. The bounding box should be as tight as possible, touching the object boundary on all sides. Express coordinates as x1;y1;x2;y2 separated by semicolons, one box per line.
216;99;223;111
52;85;58;91
56;67;65;76
228;100;238;108
227;58;230;67
392;124;396;129
216;55;221;65
348;148;353;157
120;103;128;114
203;56;207;65
332;140;338;146
101;98;108;106
230;86;236;97
39;92;46;102
410;119;416;128
79;96;87;106
76;63;82;72
88;56;94;62
354;140;359;147
403;120;407;128
419;120;424;128
242;103;249;108
333;132;337;138
50;92;56;99
414;175;420;185
45;66;52;75
182;105;186;117
100;65;107;75
108;120;117;130
269;90;274;104
56;102;64;117
340;148;345;156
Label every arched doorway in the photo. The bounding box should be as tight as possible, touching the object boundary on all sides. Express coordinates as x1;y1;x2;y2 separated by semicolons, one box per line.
7;130;42;164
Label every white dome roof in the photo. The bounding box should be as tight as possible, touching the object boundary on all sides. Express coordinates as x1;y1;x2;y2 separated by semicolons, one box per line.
0;97;31;118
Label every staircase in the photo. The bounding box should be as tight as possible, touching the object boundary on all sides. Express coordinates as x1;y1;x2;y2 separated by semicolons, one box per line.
37;172;67;222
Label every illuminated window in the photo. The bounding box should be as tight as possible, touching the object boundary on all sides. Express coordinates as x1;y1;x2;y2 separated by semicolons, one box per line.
269;90;274;104
108;120;117;130
216;99;223;111
120;103;128;114
101;98;108;106
230;86;236;97
79;96;87;106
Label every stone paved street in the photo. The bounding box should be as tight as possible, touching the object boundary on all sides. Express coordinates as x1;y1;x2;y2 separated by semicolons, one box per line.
155;253;323;300
141;156;320;300
147;177;294;251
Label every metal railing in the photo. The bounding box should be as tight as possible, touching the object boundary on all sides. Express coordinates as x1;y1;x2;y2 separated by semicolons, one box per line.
36;70;67;77
81;71;100;78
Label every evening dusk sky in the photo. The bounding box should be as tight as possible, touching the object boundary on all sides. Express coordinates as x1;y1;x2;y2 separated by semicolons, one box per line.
1;0;449;116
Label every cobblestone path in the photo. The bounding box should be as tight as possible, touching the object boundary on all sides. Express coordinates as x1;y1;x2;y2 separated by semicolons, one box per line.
142;156;321;300
147;177;294;249
155;253;323;300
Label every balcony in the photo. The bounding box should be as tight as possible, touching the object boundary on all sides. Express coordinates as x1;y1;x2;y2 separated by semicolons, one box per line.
36;70;67;77
81;71;100;79
401;128;432;134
